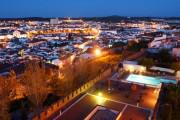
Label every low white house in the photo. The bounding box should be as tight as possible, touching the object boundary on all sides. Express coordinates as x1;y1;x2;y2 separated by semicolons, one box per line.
123;61;146;73
0;34;13;40
150;66;175;74
101;30;117;35
13;30;27;38
149;34;167;48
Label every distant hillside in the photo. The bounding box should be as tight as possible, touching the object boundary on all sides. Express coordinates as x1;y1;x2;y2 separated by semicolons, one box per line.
82;16;152;22
82;16;180;22
0;16;180;22
0;17;50;21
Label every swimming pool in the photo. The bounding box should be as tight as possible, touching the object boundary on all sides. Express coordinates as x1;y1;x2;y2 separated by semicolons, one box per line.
126;74;177;86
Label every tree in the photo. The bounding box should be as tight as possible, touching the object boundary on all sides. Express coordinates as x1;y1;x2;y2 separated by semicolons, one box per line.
166;86;180;109
0;77;11;120
158;49;173;63
50;55;121;97
8;70;17;99
128;40;148;52
87;61;102;80
139;58;154;68
74;59;91;85
159;104;172;120
49;76;64;96
171;62;180;71
59;61;76;95
0;71;16;120
160;85;180;120
21;62;51;116
75;57;108;84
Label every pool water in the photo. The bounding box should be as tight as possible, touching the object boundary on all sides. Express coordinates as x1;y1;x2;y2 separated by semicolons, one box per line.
127;74;177;86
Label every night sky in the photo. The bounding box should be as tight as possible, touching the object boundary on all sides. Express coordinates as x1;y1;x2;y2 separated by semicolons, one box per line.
0;0;180;18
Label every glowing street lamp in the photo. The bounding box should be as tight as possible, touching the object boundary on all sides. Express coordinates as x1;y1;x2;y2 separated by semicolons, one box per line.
94;49;101;57
98;92;103;97
96;92;105;105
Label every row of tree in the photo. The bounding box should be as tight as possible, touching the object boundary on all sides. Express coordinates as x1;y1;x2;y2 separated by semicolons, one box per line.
139;57;180;71
0;71;16;120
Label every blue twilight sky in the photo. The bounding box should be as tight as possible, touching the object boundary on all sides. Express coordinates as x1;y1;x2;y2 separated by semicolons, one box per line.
0;0;180;18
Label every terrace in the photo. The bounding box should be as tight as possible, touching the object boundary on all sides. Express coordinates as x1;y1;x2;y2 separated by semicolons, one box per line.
53;78;158;120
56;93;151;120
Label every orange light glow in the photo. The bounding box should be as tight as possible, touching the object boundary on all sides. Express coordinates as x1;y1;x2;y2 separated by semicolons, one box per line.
94;49;101;56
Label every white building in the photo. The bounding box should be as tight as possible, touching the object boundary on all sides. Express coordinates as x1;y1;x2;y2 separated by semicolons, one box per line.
123;61;146;73
50;18;59;25
101;30;117;35
149;34;167;48
13;30;27;38
0;34;13;40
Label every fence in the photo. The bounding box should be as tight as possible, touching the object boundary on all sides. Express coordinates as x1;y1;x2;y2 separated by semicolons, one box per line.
32;68;112;120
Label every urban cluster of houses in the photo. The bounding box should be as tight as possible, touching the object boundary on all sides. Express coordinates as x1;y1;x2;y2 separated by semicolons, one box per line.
0;18;180;74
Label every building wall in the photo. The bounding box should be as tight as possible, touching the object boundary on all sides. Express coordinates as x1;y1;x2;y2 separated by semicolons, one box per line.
13;31;27;38
50;18;59;25
123;64;146;73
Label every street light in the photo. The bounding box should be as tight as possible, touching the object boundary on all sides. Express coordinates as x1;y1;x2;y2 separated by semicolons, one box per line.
98;92;103;97
96;92;105;105
94;48;101;57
